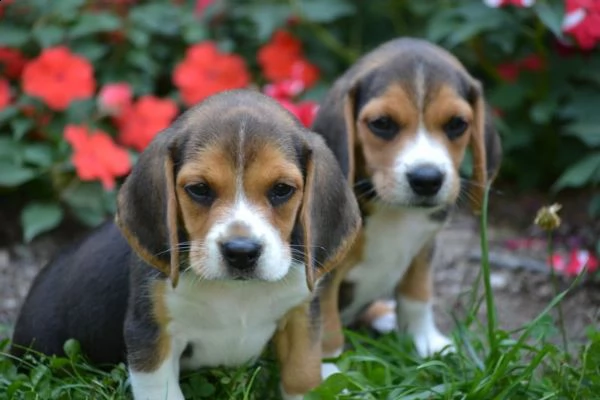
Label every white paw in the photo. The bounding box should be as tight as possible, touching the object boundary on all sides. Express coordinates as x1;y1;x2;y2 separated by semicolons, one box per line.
413;329;454;358
371;311;397;334
321;362;341;381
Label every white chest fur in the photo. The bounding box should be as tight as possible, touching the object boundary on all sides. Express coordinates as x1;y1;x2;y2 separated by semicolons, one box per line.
340;207;443;325
163;264;310;369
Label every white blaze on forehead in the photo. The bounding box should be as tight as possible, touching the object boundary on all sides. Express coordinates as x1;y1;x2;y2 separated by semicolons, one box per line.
414;63;426;112
236;118;247;193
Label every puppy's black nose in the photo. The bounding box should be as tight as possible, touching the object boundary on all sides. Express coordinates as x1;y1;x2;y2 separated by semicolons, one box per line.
220;238;262;270
406;166;444;196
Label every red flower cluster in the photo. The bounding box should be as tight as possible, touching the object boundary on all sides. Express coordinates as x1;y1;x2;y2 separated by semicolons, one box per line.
264;81;319;127
258;30;319;90
562;0;600;49
496;54;545;82
64;125;131;190
0;79;10;110
483;0;534;7
173;42;250;106
0;47;26;79
22;46;95;111
117;95;178;151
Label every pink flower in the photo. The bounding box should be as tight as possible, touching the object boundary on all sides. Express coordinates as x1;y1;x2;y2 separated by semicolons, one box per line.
98;83;132;116
562;0;600;49
549;249;599;276
195;0;214;17
484;0;534;7
263;80;305;100
277;99;319;127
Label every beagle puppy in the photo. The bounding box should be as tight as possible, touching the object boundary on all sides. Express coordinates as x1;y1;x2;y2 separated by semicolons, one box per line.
312;38;502;360
11;90;361;400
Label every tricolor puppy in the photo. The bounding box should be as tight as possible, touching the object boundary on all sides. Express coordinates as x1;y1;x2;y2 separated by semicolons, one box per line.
11;90;361;400
312;38;502;359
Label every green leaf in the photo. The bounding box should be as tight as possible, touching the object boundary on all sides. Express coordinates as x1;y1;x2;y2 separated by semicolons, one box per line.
71;41;110;62
69;12;122;39
21;202;64;242
32;24;65;48
62;182;108;227
63;339;81;360
0;106;20;126
234;4;291;42
552;153;600;191
0;24;30;47
129;4;182;37
65;99;96;123
23;144;54;168
588;194;600;217
298;0;355;23
11;118;34;140
0;162;37;187
534;2;565;38
127;27;151;48
0;137;21;161
563;122;600;147
183;22;208;44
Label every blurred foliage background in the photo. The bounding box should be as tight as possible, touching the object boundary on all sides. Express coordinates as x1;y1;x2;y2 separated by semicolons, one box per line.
0;0;598;244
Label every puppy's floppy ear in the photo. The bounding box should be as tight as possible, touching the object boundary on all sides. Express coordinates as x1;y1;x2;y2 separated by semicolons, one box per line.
468;80;502;214
311;85;359;185
115;128;183;288
298;134;361;291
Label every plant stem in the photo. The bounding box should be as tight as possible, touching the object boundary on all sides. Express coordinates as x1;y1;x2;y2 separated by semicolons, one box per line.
479;183;497;357
547;231;569;356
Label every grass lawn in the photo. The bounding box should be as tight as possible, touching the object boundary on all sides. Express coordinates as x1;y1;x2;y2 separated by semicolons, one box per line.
1;193;599;400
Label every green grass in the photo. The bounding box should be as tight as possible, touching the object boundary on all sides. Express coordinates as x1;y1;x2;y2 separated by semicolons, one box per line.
2;187;600;400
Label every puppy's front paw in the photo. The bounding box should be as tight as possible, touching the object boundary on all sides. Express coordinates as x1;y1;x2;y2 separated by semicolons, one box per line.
413;328;454;358
321;361;341;381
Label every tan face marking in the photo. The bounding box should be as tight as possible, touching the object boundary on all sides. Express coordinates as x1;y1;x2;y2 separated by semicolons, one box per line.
243;144;304;246
176;144;237;267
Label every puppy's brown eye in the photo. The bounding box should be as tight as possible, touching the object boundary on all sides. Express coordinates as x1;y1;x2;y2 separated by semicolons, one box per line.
185;183;215;206
268;183;295;206
367;116;399;140
444;116;468;140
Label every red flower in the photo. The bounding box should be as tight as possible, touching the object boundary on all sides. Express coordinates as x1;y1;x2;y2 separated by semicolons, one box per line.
173;42;250;106
0;79;10;110
98;83;132;116
519;54;545;71
195;0;214;17
0;47;26;79
276;99;319;128
64;125;131;190
22;46;95;111
483;0;534;7
563;0;600;50
496;63;520;82
117;95;178;151
258;30;319;88
496;54;545;82
0;0;14;18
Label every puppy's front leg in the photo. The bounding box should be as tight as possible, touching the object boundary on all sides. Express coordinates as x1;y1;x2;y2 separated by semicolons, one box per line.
395;240;453;357
125;279;185;400
319;271;346;381
126;317;185;400
274;299;322;400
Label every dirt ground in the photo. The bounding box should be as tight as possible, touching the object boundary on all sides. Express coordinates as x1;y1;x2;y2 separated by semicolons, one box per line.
1;189;599;345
